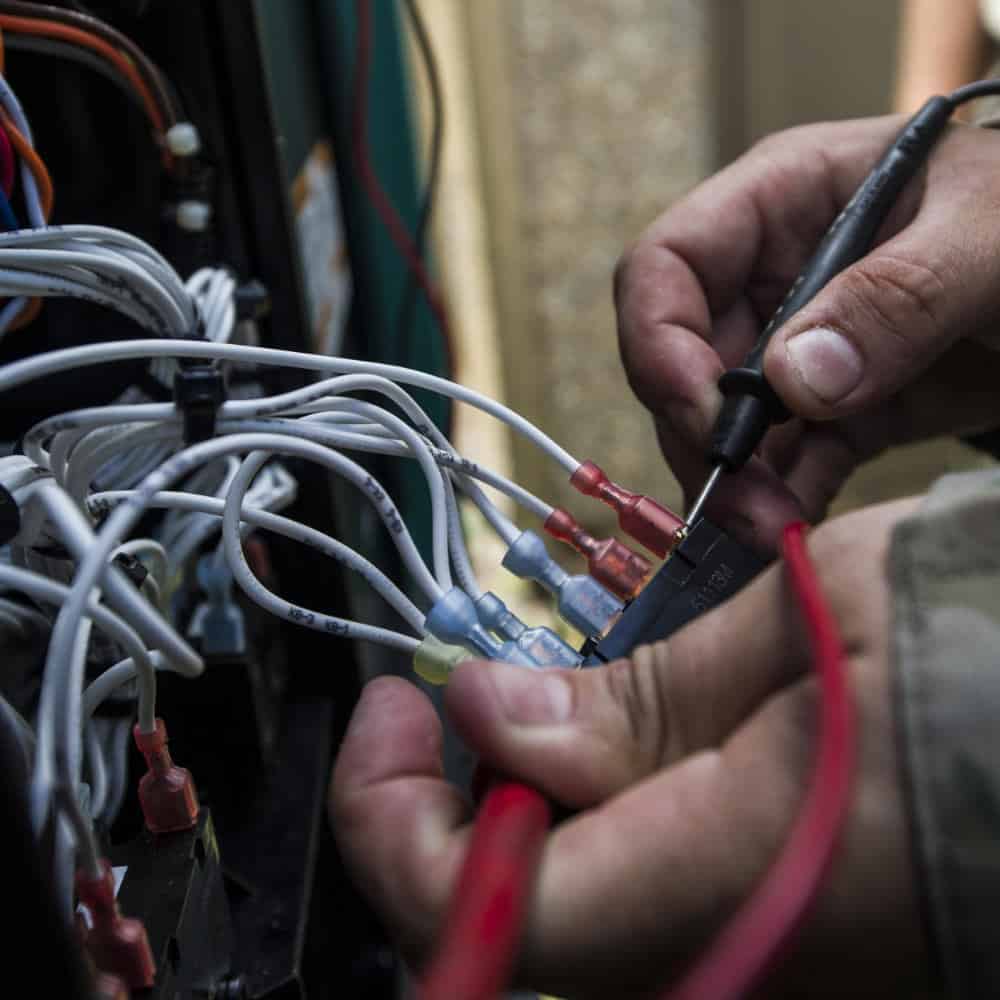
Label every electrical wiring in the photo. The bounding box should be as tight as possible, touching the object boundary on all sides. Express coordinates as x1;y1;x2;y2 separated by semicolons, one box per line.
27;429;429;851
88;489;425;633
221;453;421;652
419;522;853;1000
0;180;17;230
229;401;453;588
663;521;854;1000
22;478;201;672
0;0;181;128
0;73;50;224
0;338;583;472
3;33;147;115
0;563;159;735
0;13;170;161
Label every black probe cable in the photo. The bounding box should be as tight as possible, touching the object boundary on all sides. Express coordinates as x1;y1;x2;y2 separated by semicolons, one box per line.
685;81;1000;528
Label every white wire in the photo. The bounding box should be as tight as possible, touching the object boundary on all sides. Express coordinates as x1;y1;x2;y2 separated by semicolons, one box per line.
0;564;159;733
26;479;201;673
88;489;425;631
221;452;421;652
30;431;425;838
0;339;582;473
0;75;44;227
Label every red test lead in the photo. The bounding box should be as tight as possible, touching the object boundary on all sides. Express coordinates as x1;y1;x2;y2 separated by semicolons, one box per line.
133;718;199;834
569;461;684;559
544;507;651;600
75;861;155;989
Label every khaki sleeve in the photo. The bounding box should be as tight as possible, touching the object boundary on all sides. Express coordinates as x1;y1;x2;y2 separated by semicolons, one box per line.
892;469;1000;997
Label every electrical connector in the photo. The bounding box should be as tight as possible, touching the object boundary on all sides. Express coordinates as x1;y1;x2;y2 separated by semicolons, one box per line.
133;718;199;834
413;634;476;685
569;460;683;559
501;530;622;639
583;517;765;665
474;592;582;667
75;861;156;990
192;554;247;657
543;507;652;600
425;587;537;665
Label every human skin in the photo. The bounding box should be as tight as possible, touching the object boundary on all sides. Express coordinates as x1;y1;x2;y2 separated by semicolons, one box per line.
330;115;1000;996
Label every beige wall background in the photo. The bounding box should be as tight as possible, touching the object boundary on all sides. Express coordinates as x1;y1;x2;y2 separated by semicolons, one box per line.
412;0;989;545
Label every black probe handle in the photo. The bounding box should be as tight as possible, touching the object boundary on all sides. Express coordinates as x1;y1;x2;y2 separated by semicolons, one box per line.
709;95;955;471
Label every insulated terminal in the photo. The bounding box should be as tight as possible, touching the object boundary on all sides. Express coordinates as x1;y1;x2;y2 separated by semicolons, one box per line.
501;530;622;639
425;587;536;665
413;635;475;685
133;718;199;834
569;461;684;558
543;507;651;599
583;517;765;665
75;860;156;989
474;591;581;667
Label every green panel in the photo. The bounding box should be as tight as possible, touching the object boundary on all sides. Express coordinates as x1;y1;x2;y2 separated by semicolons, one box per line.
251;0;450;575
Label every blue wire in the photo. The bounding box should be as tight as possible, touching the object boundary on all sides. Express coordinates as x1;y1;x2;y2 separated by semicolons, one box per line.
0;184;19;232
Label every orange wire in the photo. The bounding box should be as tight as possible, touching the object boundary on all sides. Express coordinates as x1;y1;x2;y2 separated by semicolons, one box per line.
0;15;168;159
0;107;52;219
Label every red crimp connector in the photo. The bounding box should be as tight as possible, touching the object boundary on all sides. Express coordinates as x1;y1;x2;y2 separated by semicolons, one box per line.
75;861;156;989
544;508;651;599
570;460;684;559
133;718;199;834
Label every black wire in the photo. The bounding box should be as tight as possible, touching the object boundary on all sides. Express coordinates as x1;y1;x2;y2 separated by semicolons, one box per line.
397;0;444;356
948;77;1000;107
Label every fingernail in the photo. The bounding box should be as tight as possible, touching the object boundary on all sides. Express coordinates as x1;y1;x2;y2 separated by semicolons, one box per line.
490;665;573;725
785;327;864;404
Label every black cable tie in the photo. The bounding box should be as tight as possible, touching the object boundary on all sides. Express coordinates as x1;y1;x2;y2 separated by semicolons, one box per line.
174;360;226;444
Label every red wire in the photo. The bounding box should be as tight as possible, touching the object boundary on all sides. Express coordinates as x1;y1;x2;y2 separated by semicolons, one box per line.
662;521;856;999
351;0;455;374
418;783;550;1000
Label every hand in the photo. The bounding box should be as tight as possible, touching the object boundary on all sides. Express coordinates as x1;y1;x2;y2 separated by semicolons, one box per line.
616;115;1000;550
330;500;932;998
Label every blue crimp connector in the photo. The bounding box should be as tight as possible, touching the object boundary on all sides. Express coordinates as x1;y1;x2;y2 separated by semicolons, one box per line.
474;591;582;667
425;587;536;665
501;530;623;638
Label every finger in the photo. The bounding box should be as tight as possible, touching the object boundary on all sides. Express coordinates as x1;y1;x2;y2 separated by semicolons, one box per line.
616;117;912;443
329;676;470;956
516;681;819;998
444;556;811;809
763;125;1000;421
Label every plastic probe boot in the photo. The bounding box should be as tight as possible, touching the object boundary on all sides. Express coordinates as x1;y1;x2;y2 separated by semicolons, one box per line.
501;530;622;638
474;592;581;667
543;507;651;599
75;861;155;989
133;718;199;834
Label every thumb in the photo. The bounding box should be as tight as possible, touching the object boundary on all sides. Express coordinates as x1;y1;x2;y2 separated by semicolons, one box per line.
763;212;987;421
444;562;808;810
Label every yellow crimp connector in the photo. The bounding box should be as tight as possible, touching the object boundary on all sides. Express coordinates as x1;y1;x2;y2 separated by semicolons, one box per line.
413;635;475;686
